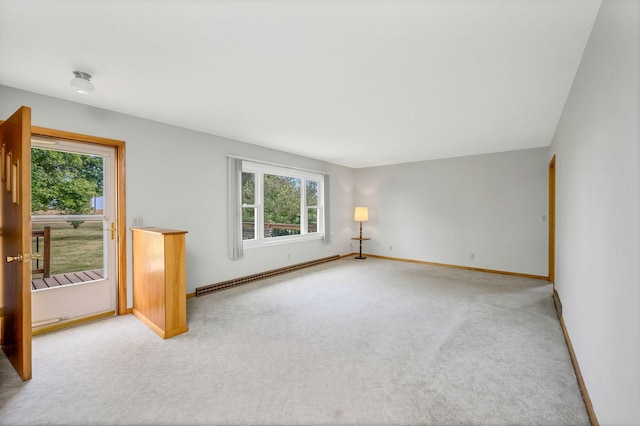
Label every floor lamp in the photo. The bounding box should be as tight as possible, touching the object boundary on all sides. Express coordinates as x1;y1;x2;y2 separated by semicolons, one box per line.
354;206;369;260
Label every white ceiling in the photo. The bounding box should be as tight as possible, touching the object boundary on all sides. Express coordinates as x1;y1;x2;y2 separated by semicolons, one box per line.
0;0;601;168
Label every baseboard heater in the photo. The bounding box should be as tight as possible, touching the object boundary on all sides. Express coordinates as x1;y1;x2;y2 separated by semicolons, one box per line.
195;255;341;297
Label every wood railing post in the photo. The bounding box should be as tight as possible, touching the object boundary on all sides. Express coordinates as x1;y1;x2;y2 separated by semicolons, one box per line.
31;226;51;278
43;226;51;278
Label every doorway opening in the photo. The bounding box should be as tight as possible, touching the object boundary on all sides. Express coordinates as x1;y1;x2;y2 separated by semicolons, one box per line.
31;139;117;332
29;128;126;334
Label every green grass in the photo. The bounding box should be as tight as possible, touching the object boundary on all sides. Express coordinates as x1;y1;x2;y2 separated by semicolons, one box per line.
32;221;104;277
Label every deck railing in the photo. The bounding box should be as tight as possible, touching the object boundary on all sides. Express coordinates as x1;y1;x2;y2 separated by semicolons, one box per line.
32;226;51;278
243;221;317;239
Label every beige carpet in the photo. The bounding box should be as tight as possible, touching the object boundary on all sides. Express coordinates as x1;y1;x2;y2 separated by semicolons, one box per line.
0;257;588;425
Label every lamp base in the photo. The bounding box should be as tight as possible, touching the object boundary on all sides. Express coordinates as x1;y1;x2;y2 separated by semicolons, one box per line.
354;256;367;260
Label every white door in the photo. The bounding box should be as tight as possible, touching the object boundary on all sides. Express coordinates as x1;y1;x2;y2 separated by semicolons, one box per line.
30;138;117;330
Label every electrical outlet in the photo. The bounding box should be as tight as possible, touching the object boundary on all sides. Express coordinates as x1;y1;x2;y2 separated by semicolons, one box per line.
389;245;393;251
132;216;143;226
470;253;476;260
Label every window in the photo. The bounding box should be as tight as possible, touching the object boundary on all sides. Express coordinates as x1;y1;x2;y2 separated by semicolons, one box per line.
241;161;324;247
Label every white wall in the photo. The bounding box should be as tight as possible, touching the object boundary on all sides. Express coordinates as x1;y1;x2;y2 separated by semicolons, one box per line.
549;0;640;423
354;148;549;276
0;85;356;305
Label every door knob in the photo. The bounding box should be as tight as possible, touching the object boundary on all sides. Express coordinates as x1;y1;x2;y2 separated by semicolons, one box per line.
6;254;22;263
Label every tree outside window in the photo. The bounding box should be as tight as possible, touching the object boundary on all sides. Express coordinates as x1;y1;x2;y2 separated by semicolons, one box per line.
31;148;104;228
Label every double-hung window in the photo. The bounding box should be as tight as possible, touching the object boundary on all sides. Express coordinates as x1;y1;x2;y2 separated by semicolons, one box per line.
241;161;324;247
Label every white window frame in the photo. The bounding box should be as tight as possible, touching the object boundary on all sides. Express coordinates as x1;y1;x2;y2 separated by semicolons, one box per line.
242;161;324;248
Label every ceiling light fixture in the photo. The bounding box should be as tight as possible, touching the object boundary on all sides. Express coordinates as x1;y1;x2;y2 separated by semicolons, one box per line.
70;71;94;94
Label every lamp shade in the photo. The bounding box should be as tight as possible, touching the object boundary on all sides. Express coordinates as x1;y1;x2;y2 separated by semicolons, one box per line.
354;206;368;222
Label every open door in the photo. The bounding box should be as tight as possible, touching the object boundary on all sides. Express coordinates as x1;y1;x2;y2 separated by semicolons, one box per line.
0;106;33;381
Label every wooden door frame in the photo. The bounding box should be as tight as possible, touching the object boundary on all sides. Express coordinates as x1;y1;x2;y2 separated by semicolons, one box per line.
30;126;128;315
549;155;556;286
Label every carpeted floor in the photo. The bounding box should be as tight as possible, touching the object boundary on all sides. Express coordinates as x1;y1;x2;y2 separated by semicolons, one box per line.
0;257;588;425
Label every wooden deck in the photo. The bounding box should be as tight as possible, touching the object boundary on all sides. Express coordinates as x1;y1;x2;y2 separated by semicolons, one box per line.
31;269;104;290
